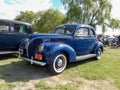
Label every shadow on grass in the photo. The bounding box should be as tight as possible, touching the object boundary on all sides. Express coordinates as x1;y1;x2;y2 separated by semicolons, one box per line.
0;55;96;83
0;54;18;60
0;59;53;83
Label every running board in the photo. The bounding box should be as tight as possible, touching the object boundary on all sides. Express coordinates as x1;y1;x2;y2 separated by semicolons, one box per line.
76;54;96;61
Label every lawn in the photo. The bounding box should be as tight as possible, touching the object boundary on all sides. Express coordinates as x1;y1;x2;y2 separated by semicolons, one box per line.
0;47;120;90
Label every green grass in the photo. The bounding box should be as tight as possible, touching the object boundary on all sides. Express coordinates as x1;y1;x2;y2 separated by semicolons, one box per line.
36;80;83;90
63;47;120;88
0;48;120;89
36;81;52;90
0;83;14;90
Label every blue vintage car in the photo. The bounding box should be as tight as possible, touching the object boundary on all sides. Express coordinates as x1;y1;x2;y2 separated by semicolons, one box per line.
19;24;104;74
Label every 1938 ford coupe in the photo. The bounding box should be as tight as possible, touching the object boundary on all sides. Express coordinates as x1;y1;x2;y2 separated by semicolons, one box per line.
19;24;104;74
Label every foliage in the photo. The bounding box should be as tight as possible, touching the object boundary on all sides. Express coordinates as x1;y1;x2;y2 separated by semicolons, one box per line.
33;9;65;33
61;0;120;30
109;18;120;30
14;1;120;34
14;9;65;33
14;11;36;24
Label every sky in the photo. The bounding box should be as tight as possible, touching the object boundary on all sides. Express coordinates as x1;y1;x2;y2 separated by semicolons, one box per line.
0;0;120;35
0;0;63;19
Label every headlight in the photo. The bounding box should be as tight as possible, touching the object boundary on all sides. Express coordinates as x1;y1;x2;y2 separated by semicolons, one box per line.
39;43;44;52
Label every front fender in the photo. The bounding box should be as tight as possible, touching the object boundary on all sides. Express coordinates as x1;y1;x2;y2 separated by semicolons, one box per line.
44;43;76;64
19;38;29;49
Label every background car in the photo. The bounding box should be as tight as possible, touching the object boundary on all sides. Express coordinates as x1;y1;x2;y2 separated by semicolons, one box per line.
19;24;104;74
0;19;32;54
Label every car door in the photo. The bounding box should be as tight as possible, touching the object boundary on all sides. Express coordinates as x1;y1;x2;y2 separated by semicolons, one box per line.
73;27;90;56
8;24;29;50
0;23;11;50
88;28;97;52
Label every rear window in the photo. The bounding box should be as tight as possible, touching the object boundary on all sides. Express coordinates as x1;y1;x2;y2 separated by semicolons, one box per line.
0;24;9;33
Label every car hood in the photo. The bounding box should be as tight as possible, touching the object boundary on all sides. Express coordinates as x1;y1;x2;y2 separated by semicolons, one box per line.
29;33;72;42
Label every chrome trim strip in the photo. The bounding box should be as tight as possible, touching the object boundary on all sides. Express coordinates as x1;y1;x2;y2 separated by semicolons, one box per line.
21;57;46;66
26;40;29;57
76;54;96;61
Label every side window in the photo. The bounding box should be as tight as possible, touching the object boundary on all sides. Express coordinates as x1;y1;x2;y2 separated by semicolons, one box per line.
89;29;95;36
19;26;26;33
26;26;32;34
54;28;65;34
0;24;9;33
75;28;88;36
66;29;71;34
11;24;27;33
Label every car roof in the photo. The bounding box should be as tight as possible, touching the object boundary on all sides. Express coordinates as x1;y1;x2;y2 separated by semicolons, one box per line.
58;23;94;29
0;19;31;26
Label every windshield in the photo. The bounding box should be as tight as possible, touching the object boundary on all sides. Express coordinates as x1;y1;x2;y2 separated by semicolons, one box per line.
53;25;75;35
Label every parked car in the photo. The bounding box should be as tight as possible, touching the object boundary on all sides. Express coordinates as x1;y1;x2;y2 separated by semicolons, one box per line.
0;19;32;54
19;24;104;74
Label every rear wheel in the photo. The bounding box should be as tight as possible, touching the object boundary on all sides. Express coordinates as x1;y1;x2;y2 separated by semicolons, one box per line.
48;54;67;74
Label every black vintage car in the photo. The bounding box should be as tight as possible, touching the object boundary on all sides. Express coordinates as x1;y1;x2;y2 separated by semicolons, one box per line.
0;19;32;54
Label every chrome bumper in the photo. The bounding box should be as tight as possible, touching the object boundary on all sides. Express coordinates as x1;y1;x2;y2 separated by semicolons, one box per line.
20;57;46;66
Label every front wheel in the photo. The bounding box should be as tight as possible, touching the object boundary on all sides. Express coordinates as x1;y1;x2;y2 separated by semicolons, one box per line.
48;54;67;74
95;48;102;60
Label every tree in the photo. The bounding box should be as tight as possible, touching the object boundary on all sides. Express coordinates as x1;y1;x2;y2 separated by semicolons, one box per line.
33;9;65;33
61;0;120;30
14;11;36;24
110;18;120;30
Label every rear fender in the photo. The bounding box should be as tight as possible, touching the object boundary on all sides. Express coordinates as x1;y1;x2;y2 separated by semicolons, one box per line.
94;41;104;54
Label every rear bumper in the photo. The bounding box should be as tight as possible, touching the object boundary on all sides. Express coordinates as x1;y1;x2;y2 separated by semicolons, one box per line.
20;57;46;66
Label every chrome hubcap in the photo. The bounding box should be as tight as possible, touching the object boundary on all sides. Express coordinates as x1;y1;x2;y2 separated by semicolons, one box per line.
53;54;67;73
98;50;101;56
57;58;63;67
97;49;102;59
